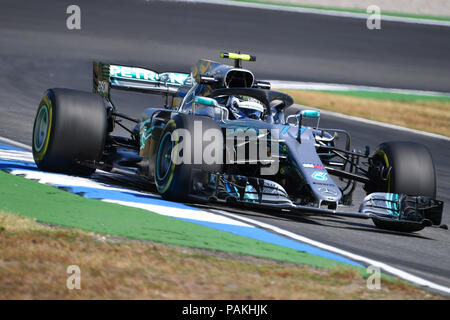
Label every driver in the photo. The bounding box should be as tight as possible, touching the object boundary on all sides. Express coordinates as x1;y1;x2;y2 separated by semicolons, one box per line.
225;96;265;120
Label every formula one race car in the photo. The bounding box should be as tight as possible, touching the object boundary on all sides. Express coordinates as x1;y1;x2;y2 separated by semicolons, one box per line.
32;52;444;232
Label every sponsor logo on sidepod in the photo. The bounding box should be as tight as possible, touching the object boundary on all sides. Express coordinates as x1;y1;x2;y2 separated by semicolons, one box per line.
312;171;328;181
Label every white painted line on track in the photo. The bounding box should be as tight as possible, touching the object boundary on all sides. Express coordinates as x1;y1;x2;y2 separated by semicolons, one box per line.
318;109;450;142
104;199;254;227
268;80;450;97
0;149;35;162
6;168;143;193
289;103;450;142
268;80;450;142
178;0;450;27
0;137;32;151
212;209;450;294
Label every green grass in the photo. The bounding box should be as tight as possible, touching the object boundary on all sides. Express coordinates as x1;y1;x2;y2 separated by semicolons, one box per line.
1;211;433;299
0;170;352;269
281;89;450;137
233;0;450;21
316;90;450;102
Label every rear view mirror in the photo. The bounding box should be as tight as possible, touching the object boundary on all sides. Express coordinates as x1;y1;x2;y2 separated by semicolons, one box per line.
193;96;229;122
194;96;218;107
300;109;320;118
285;109;321;138
286;109;320;124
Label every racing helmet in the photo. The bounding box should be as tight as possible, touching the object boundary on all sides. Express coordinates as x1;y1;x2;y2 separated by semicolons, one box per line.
226;96;265;120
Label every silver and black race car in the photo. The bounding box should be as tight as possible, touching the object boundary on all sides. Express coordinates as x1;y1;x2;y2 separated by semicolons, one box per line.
32;52;444;232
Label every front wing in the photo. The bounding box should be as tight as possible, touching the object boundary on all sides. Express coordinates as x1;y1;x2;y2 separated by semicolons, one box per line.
189;175;443;232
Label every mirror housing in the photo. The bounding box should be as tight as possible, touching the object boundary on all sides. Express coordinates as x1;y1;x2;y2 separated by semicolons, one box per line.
300;109;320;118
194;96;218;107
193;96;229;122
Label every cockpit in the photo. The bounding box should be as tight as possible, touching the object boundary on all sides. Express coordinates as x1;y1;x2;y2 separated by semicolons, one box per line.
180;85;294;124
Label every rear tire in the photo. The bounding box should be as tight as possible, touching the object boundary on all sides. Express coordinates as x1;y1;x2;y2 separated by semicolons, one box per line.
32;88;107;176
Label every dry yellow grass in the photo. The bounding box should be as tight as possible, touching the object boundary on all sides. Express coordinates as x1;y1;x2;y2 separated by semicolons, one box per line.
0;212;442;299
281;90;450;137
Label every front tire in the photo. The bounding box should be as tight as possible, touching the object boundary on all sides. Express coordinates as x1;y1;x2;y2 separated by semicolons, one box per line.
368;141;436;231
32;88;107;175
154;114;223;202
371;141;436;198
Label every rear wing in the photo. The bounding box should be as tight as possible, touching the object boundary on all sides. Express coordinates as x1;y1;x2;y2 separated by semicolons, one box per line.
93;61;191;99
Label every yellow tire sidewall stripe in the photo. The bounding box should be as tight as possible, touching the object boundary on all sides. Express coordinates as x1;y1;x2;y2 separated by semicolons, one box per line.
375;149;391;193
158;120;178;194
34;94;53;162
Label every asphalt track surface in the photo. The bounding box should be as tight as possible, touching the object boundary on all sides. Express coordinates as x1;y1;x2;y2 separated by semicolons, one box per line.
0;0;449;291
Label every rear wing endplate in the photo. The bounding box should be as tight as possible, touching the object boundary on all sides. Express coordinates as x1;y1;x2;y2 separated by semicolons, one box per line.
93;61;191;98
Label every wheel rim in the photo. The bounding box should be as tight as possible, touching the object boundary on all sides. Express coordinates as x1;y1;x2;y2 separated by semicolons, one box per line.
34;105;49;152
156;132;174;181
